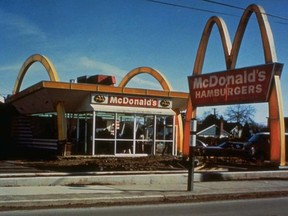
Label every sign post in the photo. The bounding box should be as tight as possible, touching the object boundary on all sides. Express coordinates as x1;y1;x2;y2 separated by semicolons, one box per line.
187;118;197;191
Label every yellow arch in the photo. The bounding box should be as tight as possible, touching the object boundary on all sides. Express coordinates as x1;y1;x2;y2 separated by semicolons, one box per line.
185;4;285;165
230;4;277;67
13;54;59;94
193;16;232;74
231;5;283;165
184;16;232;155
119;67;185;153
192;4;277;77
119;66;173;91
12;54;68;154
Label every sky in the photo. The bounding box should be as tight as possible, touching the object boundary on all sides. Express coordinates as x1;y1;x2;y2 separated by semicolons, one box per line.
0;0;288;124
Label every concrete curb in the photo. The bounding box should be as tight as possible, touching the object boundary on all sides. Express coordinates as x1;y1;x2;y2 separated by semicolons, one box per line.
1;170;288;187
0;173;188;187
197;170;288;181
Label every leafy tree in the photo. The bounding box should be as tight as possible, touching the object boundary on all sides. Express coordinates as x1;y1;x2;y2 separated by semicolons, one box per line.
224;104;256;125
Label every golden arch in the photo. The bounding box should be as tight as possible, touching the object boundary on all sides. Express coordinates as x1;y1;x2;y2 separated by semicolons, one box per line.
13;54;67;148
185;4;285;165
193;16;232;74
120;67;185;153
13;54;59;94
119;66;173;91
231;4;277;67
184;16;233;156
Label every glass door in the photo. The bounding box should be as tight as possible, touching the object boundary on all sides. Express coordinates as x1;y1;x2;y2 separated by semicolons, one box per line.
116;113;134;154
135;114;154;154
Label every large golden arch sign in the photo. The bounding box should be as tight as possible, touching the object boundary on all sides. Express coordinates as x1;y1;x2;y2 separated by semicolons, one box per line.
185;4;285;166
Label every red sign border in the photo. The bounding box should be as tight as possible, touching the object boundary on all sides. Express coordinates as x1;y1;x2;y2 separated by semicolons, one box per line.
188;63;283;107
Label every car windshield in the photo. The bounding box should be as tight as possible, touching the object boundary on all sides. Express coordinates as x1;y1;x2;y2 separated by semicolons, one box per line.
248;133;269;143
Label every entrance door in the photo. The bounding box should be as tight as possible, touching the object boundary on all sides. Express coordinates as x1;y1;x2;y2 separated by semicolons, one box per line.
116;113;134;154
115;113;155;155
135;114;154;154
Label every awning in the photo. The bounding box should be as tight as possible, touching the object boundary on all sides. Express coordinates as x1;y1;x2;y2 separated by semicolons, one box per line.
90;104;175;115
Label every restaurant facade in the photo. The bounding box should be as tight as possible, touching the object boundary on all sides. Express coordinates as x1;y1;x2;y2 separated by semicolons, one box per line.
6;54;189;157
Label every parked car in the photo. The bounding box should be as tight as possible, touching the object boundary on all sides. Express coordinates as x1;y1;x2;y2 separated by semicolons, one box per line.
200;140;245;157
194;139;208;156
198;132;288;162
196;139;208;148
243;132;288;162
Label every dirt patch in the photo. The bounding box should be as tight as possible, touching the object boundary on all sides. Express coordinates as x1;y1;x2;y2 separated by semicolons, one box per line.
21;156;189;172
5;154;276;173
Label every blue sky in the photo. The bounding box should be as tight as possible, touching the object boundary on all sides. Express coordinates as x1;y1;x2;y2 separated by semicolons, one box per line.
0;0;288;124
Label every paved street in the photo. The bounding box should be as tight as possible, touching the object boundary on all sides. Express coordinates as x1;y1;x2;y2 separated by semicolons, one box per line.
2;197;288;216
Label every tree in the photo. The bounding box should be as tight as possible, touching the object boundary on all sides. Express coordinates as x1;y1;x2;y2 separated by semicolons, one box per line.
224;104;256;125
201;113;220;127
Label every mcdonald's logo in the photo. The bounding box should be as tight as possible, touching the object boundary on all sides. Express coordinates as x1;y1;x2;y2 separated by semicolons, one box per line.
188;63;283;106
184;4;285;165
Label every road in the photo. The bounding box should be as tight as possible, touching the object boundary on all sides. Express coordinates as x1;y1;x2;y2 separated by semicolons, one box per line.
1;197;288;216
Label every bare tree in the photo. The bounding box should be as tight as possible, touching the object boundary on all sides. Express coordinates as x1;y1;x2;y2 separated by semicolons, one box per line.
224;104;256;125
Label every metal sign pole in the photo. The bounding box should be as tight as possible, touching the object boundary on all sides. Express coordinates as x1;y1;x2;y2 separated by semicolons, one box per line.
188;118;197;191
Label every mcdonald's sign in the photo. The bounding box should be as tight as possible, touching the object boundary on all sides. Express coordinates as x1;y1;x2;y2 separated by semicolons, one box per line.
184;4;286;166
188;63;283;106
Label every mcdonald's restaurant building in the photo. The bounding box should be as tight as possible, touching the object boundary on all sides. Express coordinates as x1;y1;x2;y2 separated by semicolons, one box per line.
6;57;189;157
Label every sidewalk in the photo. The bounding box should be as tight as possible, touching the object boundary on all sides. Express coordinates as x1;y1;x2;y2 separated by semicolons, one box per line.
1;161;288;210
1;179;288;210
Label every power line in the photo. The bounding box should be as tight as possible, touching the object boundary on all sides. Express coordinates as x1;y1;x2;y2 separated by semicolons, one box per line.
147;0;288;25
202;0;245;11
146;0;239;17
202;0;288;22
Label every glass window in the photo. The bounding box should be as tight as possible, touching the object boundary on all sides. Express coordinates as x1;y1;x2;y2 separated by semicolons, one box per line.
94;112;115;155
116;113;134;154
116;113;135;139
95;140;114;154
135;114;154;154
156;116;173;140
95;112;115;138
156;115;174;155
93;111;174;156
116;140;133;154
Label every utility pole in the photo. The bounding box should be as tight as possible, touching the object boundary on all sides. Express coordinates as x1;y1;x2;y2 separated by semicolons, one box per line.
187;118;197;191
